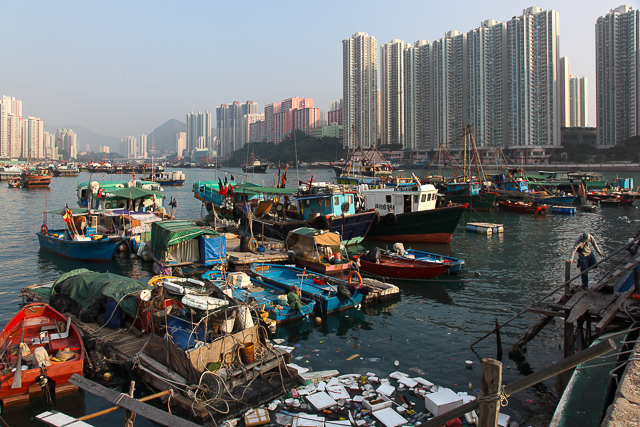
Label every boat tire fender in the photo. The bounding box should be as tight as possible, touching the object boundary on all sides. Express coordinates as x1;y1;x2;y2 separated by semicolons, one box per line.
348;270;363;288
385;212;397;225
287;251;296;264
41;224;48;234
248;238;258;253
371;211;381;226
341;202;350;213
275;203;284;213
313;215;331;230
205;202;214;212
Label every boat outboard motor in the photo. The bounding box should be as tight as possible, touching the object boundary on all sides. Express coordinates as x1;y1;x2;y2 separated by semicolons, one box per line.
363;247;381;264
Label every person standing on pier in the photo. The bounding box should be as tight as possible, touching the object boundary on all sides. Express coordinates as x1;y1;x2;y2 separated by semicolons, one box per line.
569;232;604;289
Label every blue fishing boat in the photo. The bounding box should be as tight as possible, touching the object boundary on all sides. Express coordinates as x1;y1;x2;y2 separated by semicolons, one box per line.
37;229;127;261
38;205;128;261
250;264;363;314
386;244;464;275
201;271;315;324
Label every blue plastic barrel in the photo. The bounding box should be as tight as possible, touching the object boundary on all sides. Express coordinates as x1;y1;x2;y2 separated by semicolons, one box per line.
106;300;123;329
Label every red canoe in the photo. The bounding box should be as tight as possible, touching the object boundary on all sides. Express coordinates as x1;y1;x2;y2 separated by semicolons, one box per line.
498;200;548;213
353;254;451;279
0;303;84;405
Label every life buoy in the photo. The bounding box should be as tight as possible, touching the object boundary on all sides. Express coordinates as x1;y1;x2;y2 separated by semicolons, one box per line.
348;270;362;287
41;224;48;234
248;238;258;253
105;202;112;209
385;212;397;225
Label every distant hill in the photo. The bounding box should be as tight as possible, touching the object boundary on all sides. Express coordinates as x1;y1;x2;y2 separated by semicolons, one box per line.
148;119;186;153
43;124;121;153
44;119;187;154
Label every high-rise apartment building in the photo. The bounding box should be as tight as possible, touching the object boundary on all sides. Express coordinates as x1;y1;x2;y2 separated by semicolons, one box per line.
138;134;147;157
569;76;588;127
380;39;409;146
467;20;508;149
22;117;44;159
186;111;212;155
56;129;77;160
44;132;57;159
327;99;343;126
216;102;258;157
507;7;560;158
596;5;639;147
343;32;379;148
176;132;186;157
1;96;23;158
432;30;468;149
558;57;571;127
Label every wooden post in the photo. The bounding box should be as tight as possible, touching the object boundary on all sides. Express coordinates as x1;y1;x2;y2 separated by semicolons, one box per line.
479;358;502;427
124;381;136;427
564;260;575;359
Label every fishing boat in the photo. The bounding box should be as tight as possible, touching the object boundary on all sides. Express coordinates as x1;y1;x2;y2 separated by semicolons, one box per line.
142;170;186;186
242;158;269;173
0;165;23;181
76;179;163;210
251;264;363;314
201;271;315;324
285;227;353;275
387;243;464;275
22;168;52;188
52;163;79;177
37;205;128;261
498;200;548;214
0;303;84;405
353;250;451;279
7;178;21;188
362;179;466;244
250;183;378;246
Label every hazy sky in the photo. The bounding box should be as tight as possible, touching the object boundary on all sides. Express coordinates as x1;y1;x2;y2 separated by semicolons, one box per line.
2;0;634;139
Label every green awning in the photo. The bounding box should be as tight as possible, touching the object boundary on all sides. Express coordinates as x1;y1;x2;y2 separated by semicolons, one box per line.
244;186;298;195
46;208;89;215
150;220;219;259
105;187;163;199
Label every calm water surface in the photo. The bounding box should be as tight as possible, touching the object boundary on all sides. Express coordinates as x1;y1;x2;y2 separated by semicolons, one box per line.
1;167;638;426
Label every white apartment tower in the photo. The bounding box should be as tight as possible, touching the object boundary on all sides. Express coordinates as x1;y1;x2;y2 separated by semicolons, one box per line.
176;132;186;157
138;134;148;157
432;30;468;149
467;20;508;149
404;40;428;150
186;111;212;155
380;39;409;146
558;57;571;127
1;96;23;158
596;5;639;147
343;32;379;148
507;7;561;158
569;76;588;127
22;117;44;159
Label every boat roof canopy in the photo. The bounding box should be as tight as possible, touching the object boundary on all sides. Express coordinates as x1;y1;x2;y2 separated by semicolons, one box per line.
46;207;89;215
244;186;298;195
105;187;163;199
286;227;341;248
151;220;219;255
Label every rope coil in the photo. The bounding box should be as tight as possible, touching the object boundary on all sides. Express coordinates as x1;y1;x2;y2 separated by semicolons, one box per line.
477;385;510;407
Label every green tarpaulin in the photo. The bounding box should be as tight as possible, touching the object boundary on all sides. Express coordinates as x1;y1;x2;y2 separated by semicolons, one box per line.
244;186;298;195
52;269;150;316
151;220;219;260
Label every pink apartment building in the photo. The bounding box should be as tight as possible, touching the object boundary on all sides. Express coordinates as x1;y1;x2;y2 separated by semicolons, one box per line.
265;97;320;143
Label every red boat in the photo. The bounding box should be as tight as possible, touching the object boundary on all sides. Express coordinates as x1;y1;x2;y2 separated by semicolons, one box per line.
498;200;548;213
587;192;636;206
352;253;451;279
0;303;84;406
22;169;52;188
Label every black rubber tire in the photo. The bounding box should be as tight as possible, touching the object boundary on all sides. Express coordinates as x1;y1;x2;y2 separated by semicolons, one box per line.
313;215;331;230
384;212;397;225
371;211;381;226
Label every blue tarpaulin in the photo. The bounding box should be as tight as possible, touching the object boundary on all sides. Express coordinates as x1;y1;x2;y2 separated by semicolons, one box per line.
200;235;227;266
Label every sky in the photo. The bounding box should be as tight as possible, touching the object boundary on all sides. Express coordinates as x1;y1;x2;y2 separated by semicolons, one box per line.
2;0;636;139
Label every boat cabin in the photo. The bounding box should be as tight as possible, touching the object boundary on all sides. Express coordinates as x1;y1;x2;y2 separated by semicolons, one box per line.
363;183;439;215
613;177;634;191
446;180;481;196
77;180;162;208
295;191;356;220
493;175;529;192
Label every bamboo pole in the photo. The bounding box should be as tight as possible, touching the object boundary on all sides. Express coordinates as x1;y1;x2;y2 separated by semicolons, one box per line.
78;389;172;421
422;339;616;427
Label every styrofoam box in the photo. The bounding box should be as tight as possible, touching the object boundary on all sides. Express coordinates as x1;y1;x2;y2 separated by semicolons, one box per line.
424;388;463;417
362;394;393;412
497;413;511;427
228;272;251;288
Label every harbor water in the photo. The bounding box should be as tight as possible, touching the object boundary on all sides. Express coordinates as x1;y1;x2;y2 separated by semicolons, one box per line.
1;167;639;426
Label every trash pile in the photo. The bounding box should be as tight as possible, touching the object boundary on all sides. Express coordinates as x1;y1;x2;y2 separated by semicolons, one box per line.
232;348;516;427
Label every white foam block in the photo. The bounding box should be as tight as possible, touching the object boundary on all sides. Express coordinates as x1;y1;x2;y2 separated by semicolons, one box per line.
389;371;409;380
398;377;418;388
424;388;463;417
376;384;396;397
372;407;407;427
306;391;338;411
413;377;434;387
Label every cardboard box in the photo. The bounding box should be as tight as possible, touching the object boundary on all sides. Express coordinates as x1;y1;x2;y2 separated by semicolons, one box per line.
424;388;463;417
244;408;270;426
228;272;251;288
